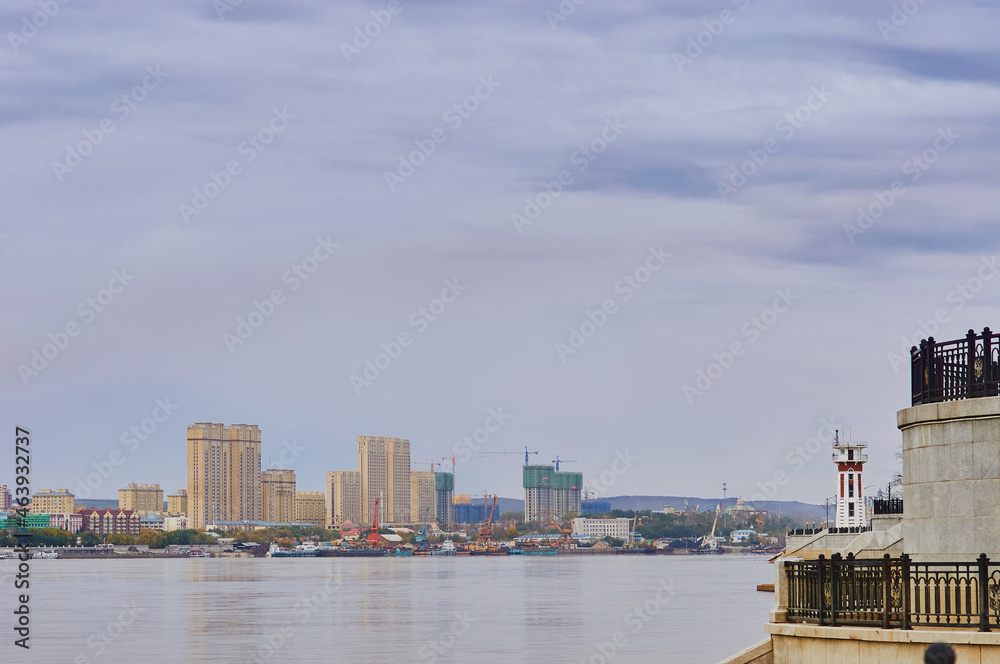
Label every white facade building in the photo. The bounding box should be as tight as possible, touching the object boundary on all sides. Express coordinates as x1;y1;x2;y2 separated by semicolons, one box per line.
163;515;190;532
572;517;630;540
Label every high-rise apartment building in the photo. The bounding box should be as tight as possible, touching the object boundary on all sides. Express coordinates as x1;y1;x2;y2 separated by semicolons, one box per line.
435;472;454;526
166;489;188;515
358;436;410;525
29;489;75;515
294;491;326;527
410;470;436;528
261;469;296;523
118;483;164;514
523;465;582;523
326;470;361;529
187;423;262;530
0;485;12;511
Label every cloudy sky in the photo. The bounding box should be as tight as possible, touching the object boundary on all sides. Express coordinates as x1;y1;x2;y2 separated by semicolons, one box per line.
2;0;997;505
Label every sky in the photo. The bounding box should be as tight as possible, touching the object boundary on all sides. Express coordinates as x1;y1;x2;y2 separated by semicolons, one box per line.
1;0;997;506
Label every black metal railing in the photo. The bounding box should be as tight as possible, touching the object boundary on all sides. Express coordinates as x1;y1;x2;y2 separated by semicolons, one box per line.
787;553;1000;631
912;327;1000;405
873;499;904;515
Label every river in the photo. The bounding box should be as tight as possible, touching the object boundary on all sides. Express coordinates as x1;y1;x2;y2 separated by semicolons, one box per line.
5;554;775;663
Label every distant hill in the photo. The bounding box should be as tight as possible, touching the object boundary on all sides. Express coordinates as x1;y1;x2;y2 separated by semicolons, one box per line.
495;495;825;522
606;495;827;521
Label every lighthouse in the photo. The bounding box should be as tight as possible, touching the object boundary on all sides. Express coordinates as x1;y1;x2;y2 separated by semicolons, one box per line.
833;430;868;529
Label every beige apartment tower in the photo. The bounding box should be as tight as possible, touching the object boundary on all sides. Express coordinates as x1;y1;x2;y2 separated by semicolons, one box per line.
187;423;262;529
166;489;187;516
294;491;326;527
410;470;436;527
326;470;361;529
358;436;410;525
29;489;74;515
260;469;296;523
119;483;164;514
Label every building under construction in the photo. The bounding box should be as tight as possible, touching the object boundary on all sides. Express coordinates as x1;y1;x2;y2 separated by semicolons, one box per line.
434;472;454;526
523;465;582;523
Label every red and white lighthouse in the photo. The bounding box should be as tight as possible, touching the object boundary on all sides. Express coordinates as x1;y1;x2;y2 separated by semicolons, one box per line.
833;431;868;528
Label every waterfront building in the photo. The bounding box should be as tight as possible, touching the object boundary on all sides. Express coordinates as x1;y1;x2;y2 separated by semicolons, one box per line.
166;489;188;516
581;500;612;515
118;483;165;515
523;465;582;522
435;472;454;526
571;517;630;540
48;513;84;533
454;502;490;524
0;513;51;529
326;470;361;529
139;514;164;531
294;491;326;527
260;469;296;524
0;485;11;510
410;470;436;527
29;489;74;515
187;423;262;530
358;436;410;525
79;508;140;535
163;515;189;532
832;431;868;528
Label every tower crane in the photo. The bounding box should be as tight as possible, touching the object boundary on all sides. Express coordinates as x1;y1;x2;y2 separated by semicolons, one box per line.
552;455;578;471
480;446;539;465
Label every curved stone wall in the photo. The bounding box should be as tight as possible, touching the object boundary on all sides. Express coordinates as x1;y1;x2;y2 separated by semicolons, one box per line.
897;395;1000;560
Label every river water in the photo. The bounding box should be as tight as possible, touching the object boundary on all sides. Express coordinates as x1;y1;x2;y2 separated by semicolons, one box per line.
6;554;774;664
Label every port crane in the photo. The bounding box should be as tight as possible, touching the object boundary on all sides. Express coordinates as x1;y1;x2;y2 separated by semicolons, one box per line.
543;512;577;549
415;507;430;543
552;455;578;471
478;495;499;542
699;504;721;551
366;498;382;546
480;446;539;465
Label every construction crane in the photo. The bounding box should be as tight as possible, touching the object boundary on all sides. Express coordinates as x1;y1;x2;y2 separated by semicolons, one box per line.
412;460;438;472
478;495;499;541
480;446;539;465
699;504;721;551
552;455;578;471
